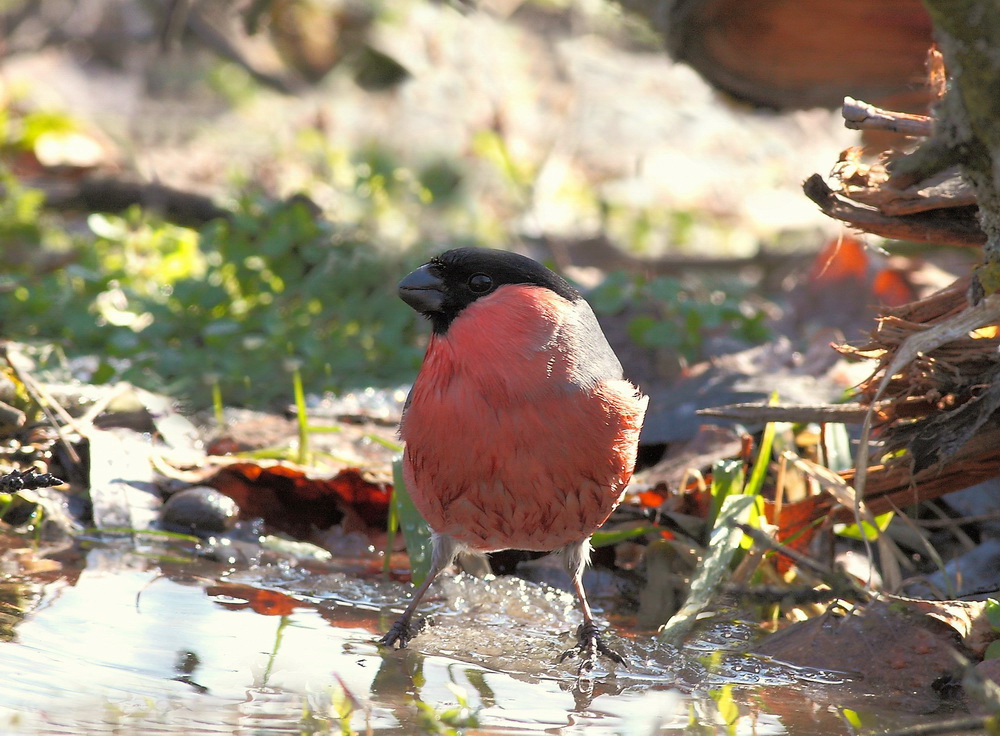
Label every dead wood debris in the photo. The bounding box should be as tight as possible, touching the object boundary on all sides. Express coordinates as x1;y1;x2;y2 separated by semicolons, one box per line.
818;276;1000;521
804;92;987;248
837;276;1000;435
802;170;985;248
798;83;1000;522
697;402;878;425
0;468;64;492
731;275;1000;523
842;97;933;138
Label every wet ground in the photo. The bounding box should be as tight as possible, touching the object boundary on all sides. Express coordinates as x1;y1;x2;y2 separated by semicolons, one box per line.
0;532;937;735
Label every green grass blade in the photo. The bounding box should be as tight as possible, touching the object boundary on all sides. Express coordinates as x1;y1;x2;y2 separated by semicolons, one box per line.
822;422;853;472
292;366;309;466
304;424;343;434
364;433;404;452
591;525;663;547
744;421;775;497
211;376;224;428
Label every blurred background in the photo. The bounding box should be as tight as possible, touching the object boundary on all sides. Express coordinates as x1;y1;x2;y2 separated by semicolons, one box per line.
0;0;960;408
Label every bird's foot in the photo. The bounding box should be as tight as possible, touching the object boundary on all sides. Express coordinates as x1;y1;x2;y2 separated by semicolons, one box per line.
378;615;427;649
559;621;626;675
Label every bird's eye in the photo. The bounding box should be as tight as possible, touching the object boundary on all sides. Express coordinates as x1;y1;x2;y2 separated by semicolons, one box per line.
468;273;493;293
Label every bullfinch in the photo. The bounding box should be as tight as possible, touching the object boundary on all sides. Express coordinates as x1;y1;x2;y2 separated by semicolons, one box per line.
380;247;648;673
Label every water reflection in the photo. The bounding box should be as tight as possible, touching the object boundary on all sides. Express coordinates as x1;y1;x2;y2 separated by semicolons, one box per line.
0;540;938;734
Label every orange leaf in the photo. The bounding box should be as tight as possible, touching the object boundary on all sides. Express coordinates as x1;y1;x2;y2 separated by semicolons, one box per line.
206;583;299;616
872;269;915;307
636;489;666;508
209;464;391;540
809;236;868;283
763;496;823;574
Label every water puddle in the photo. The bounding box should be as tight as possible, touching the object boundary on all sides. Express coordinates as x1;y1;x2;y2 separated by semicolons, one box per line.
0;537;937;734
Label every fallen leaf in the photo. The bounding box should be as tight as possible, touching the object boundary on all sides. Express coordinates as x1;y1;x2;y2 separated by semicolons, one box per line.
206;583;299;616
209;463;391;541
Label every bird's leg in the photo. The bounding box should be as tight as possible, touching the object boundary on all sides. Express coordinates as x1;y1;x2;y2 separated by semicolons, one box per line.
378;569;438;648
558;539;626;674
379;533;459;649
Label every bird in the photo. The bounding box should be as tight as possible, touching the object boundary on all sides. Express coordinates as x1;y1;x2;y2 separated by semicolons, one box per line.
379;247;648;673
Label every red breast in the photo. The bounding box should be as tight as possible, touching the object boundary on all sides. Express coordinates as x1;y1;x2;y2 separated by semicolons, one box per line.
401;278;647;552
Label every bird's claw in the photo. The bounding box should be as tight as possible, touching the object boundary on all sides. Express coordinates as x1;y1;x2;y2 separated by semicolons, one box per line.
559;621;626;675
378;616;426;649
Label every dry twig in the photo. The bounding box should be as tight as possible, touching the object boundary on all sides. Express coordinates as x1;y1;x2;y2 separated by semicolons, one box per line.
842;96;933;137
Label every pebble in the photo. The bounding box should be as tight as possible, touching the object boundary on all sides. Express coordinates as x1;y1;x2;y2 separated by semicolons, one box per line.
160;486;239;536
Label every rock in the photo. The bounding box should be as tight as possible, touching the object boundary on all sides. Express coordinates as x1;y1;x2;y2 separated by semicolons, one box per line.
160;486;239;536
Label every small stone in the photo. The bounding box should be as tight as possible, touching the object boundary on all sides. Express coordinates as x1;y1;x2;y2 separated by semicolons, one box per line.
160;486;239;536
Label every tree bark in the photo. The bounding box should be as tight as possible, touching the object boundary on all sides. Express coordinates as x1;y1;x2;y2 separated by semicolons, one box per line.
900;0;1000;296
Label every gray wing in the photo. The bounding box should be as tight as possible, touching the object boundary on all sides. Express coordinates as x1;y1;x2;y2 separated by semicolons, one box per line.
562;299;624;390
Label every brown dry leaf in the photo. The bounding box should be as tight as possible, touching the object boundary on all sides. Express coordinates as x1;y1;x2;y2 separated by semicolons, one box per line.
809;234;868;283
897;597;997;658
831;147;888;189
871;267;916;307
763;495;824;575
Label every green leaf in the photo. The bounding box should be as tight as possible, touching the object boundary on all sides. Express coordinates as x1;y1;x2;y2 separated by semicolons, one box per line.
626;314;656;344
834;511;894;541
985;640;1000;661
391;457;433;586
304;424;344;435
986;599;1000;631
363;433;403;452
646;276;683;303
739;495;766;551
587;272;631;314
636;320;680;349
822;422;854;473
841;708;863;729
708;458;745;534
19;110;78;149
710;685;739;728
657;494;756;645
87;212;128;240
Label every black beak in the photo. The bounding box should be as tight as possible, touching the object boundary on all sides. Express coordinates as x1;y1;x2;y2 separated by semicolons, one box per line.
398;264;445;313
